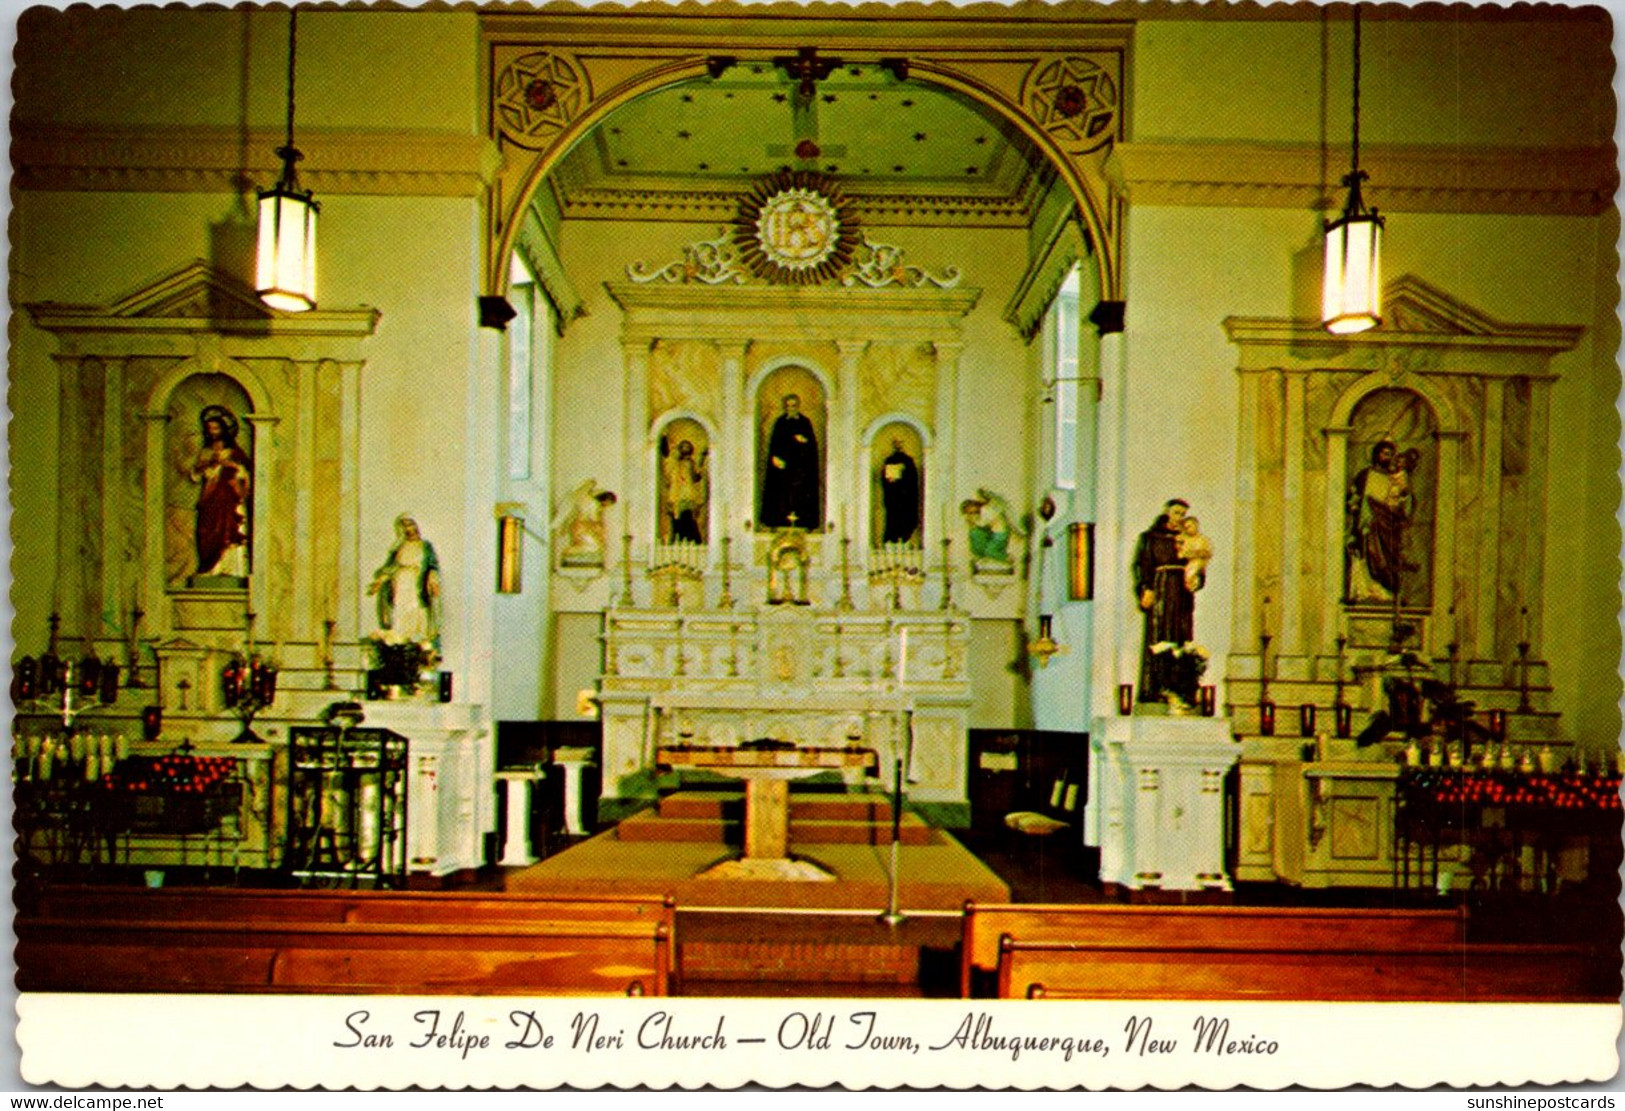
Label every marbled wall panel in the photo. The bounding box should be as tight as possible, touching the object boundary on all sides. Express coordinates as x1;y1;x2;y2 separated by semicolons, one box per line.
312;364;345;626
647;340;720;427
857;343;936;429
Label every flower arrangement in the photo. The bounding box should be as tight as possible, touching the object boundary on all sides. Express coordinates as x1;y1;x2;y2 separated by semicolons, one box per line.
1151;641;1209;712
1151;641;1210;675
366;633;438;693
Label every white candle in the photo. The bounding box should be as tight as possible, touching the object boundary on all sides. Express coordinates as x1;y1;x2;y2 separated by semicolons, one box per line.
898;627;910;683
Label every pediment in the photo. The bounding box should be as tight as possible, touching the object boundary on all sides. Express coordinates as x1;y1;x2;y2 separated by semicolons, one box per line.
104;260;272;321
1381;274;1501;336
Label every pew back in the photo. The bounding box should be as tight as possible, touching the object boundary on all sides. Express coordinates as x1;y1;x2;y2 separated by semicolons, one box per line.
17;887;678;996
960;902;1465;998
998;936;1619;1002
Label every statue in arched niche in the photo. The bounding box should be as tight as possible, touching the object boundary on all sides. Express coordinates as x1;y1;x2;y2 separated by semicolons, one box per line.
167;373;255;587
757;368;826;532
1343;389;1435;608
190;404;252;579
874;427;922;546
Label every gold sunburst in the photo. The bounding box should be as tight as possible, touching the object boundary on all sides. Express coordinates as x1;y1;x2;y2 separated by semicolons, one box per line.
733;170;860;285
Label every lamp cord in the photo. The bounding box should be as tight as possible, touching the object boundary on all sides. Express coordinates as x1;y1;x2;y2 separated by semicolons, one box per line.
1351;4;1362;177
284;8;299;153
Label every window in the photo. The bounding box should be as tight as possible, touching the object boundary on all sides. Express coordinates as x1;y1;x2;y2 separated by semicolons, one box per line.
1051;266;1081;491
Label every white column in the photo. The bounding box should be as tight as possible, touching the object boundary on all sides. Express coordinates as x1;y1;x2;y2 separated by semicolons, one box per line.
242;413;280;625
1091;328;1130;716
139;410;171;637
99;357;126;648
932;340;963;554
1280;369;1306;654
292;358;317;643
622;338;653;559
716;341;748;548
834;339;866;536
338;360;363;640
1430;430;1464;657
1475;380;1505;660
461;323;504;709
1321;425;1351;647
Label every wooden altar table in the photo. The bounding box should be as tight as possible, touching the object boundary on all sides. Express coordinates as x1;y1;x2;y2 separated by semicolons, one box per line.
656;743;879;880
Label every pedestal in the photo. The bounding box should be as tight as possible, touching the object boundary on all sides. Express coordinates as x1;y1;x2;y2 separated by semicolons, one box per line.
495;769;545;866
553;747;596;836
1086;715;1239;891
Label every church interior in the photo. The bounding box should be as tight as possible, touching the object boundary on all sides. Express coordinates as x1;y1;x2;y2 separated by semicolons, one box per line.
8;2;1624;1003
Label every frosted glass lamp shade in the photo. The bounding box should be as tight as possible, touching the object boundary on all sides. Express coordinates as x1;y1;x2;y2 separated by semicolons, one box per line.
256;186;319;313
1322;207;1383;335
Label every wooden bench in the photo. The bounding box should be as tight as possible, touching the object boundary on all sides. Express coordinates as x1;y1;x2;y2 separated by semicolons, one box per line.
28;885;675;930
998;935;1620;1002
961;901;1465;998
17;887;677;996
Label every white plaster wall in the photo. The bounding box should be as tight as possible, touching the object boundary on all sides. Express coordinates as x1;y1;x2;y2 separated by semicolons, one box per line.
15;8;477;133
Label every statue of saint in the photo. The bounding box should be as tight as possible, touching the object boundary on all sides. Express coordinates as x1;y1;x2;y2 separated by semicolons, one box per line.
878;437;921;545
660;437;708;543
1133;498;1201;706
190;404;252;579
1346;440;1418;603
960;488;1019;569
760;394;821;529
368;515;441;650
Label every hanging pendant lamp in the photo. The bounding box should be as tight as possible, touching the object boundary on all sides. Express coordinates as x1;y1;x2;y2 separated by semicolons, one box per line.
257;8;319;313
1323;4;1383;335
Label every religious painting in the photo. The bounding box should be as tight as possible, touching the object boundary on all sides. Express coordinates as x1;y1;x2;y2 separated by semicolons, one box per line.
163;374;254;588
657;417;710;543
1344;388;1436;609
755;366;826;531
870;421;924;548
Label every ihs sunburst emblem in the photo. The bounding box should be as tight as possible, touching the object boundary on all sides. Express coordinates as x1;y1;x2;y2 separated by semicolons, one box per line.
733;171;860;285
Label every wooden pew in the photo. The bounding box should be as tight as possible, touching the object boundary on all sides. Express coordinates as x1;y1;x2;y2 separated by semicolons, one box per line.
960;901;1464;998
17;887;677;996
29;885;675;930
997;935;1620;1003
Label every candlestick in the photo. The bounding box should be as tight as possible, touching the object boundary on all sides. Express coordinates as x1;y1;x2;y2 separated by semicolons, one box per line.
939;536;953;611
322;618;338;690
620;532;636;607
836;532;854;612
897;626;909;685
718;535;735;610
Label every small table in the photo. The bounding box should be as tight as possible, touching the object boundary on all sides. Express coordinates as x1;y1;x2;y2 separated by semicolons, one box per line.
657;743;878;880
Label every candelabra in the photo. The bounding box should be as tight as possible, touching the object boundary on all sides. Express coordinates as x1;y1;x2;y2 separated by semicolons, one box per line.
222;611;278;744
1332;635;1351;738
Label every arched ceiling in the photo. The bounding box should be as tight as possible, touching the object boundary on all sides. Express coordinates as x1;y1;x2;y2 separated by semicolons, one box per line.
545;60;1054;229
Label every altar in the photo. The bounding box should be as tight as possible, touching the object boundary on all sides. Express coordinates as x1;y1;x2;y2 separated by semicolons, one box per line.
656;742;879;879
597;605;971;808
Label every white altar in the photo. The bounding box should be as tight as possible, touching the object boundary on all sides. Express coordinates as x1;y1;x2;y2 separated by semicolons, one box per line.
1086;714;1240;891
598;606;969;804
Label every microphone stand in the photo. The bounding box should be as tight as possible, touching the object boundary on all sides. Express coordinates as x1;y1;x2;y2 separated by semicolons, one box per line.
880;706;914;927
